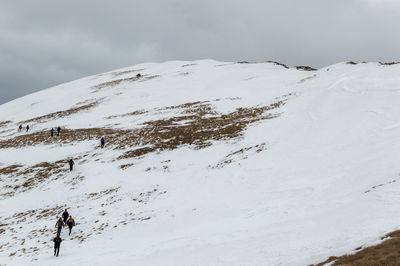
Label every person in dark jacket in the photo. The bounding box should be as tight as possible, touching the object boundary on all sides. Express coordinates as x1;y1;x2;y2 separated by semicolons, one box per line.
69;159;74;171
53;234;62;257
100;137;105;148
18;125;22;132
55;218;63;235
26;125;30;132
50;128;55;137
66;216;76;235
57;126;61;136
62;209;69;224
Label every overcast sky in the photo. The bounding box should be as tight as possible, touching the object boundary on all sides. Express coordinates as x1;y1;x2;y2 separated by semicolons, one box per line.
1;0;400;104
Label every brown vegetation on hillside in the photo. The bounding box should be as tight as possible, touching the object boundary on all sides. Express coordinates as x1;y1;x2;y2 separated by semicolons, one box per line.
209;142;267;168
0;121;12;128
92;74;159;92
314;230;400;266
19;100;101;124
0;161;68;198
0;99;288;162
295;66;317;71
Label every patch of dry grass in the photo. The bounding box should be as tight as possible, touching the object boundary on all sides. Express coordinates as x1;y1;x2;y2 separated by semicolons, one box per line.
106;109;148;119
209;142;267;168
0;128;127;149
295;65;317;71
118;99;284;159
264;61;289;69
0;120;12;128
0;164;23;176
19;100;101;124
182;63;197;67
0;98;288;163
379;62;399;66
0;161;68;198
111;69;145;77
92;74;159;92
314;230;400;266
93;76;141;90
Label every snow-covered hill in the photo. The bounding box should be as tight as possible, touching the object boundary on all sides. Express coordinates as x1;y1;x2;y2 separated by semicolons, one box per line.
1;60;400;265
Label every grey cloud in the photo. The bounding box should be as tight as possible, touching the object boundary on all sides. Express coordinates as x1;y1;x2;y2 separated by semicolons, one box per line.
1;0;400;104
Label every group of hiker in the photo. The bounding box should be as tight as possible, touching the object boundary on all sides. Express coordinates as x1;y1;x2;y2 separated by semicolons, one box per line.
16;124;107;257
18;124;29;132
50;126;61;137
53;209;76;257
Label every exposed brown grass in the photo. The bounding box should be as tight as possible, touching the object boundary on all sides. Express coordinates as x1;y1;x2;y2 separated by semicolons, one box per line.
87;187;120;200
295;66;317;71
117;100;284;159
314;230;400;266
0;120;12;128
0;164;23;175
379;62;400;66
264;61;289;69
19;100;100;124
93;76;141;90
0;128;127;149
0;99;287;163
92;74;159;92
111;69;145;77
106;109;148;119
0;161;68;198
210;143;267;168
182;63;197;67
120;163;134;170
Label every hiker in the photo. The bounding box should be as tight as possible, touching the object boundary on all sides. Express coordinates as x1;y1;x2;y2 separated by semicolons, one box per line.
66;216;75;235
69;159;74;171
57;126;61;136
136;73;141;78
26;124;30;132
50;128;55;137
55;217;63;235
100;137;105;148
18;125;22;132
62;209;69;224
53;234;62;257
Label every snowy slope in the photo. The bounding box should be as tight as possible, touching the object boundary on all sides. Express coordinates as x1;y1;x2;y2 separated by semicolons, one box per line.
1;60;400;265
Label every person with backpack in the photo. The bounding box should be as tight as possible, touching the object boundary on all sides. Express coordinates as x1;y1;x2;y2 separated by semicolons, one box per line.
62;209;69;224
100;137;105;148
53;234;62;257
69;159;74;171
57;126;61;136
50;128;55;137
66;216;76;235
55;217;63;235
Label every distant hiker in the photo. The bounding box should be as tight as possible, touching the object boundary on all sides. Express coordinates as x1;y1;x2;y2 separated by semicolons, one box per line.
26;124;30;132
53;234;62;257
100;137;105;148
66;216;75;235
55;218;63;235
57;126;61;136
136;73;141;78
18;125;22;132
50;128;55;137
69;159;74;171
62;209;69;224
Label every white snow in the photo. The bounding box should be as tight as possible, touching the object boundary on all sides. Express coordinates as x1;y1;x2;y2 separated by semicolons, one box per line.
1;60;400;265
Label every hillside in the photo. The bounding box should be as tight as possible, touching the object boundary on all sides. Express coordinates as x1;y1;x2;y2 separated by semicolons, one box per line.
1;60;400;265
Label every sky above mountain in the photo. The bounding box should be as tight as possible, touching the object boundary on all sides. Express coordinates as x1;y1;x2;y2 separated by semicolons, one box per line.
1;0;400;104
